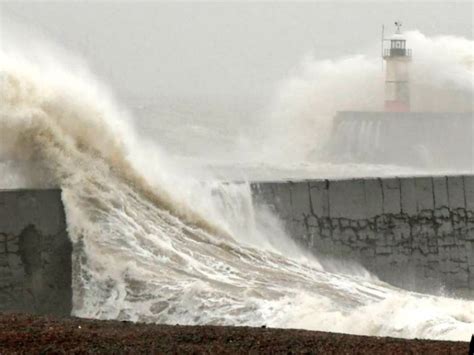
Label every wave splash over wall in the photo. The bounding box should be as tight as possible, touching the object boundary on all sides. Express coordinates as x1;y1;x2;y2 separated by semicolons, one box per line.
260;31;474;166
1;47;473;341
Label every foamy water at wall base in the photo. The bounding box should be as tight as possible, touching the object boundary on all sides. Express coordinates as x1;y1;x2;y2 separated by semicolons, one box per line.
1;45;474;342
1;184;474;342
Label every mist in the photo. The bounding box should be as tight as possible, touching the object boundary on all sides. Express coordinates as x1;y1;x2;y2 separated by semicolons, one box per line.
1;2;473;183
259;31;473;165
1;1;474;342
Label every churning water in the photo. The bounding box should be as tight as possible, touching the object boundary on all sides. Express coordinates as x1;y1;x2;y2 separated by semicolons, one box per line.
1;35;474;341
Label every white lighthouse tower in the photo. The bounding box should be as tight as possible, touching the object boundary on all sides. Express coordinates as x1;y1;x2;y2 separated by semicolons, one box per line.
383;22;412;112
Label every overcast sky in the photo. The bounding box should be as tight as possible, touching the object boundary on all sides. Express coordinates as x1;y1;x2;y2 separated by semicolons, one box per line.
1;1;472;104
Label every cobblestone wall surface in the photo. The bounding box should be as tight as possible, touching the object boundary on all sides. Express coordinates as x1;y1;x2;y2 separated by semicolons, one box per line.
0;189;72;315
251;176;474;296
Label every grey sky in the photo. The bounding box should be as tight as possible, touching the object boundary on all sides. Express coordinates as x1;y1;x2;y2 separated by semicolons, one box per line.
1;1;472;104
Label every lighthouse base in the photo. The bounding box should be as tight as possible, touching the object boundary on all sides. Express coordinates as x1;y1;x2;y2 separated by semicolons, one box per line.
384;101;410;112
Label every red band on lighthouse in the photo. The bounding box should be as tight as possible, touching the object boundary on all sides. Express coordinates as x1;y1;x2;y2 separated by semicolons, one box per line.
384;100;410;112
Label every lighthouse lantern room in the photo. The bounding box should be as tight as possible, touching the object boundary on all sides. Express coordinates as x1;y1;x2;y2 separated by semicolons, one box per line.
383;22;412;112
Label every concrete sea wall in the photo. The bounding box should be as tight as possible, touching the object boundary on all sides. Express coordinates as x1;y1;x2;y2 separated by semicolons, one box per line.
251;176;474;296
1;176;473;315
0;189;71;315
328;111;474;170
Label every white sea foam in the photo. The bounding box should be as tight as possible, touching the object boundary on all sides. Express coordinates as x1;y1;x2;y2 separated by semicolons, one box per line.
0;34;473;342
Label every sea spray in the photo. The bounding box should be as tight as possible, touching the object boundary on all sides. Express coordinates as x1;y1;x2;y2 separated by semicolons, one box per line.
0;36;474;341
259;31;474;164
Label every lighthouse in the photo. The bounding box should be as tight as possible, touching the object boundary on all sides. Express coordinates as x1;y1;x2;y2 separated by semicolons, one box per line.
383;22;412;112
329;21;473;170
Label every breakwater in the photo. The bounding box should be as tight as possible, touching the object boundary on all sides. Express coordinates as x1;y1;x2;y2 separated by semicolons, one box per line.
0;189;71;316
1;175;474;317
251;175;474;296
328;111;474;169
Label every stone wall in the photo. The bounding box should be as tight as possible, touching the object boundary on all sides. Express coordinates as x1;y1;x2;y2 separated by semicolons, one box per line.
328;111;474;170
0;189;72;315
251;176;474;297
